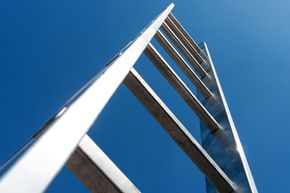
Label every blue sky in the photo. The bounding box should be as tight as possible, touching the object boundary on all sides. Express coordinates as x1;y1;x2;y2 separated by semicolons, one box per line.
1;0;290;192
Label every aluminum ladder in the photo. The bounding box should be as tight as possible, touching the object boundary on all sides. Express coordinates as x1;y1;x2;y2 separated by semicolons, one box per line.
0;3;258;193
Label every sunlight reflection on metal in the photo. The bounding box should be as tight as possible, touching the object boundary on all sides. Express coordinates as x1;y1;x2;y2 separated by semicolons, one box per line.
0;3;174;193
55;107;67;118
199;42;258;193
0;3;258;193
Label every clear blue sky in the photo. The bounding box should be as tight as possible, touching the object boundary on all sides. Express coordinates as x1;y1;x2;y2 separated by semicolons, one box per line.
1;0;290;192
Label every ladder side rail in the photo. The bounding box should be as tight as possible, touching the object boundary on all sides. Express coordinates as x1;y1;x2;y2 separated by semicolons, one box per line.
0;4;174;193
200;42;258;193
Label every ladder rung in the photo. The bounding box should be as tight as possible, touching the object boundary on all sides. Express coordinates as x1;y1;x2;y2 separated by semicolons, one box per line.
154;30;212;99
67;135;141;193
161;22;208;78
168;13;208;61
165;16;206;65
123;68;236;193
144;44;219;132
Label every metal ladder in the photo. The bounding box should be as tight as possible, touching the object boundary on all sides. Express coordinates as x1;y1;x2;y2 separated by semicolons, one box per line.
0;3;258;193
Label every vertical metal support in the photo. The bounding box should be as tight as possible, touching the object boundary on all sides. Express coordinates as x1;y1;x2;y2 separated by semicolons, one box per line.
198;42;258;193
67;135;141;193
0;4;174;193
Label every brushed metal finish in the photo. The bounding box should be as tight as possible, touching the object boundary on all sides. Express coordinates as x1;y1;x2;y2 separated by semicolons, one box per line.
161;22;208;78
154;30;212;99
0;4;174;193
124;68;236;193
144;43;220;132
67;135;141;193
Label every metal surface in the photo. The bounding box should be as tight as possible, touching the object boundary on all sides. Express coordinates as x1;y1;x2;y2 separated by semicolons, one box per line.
0;4;258;193
165;16;206;65
168;13;207;61
67;135;141;193
124;68;236;193
154;30;212;99
0;4;174;193
198;42;258;193
144;43;220;132
161;22;208;78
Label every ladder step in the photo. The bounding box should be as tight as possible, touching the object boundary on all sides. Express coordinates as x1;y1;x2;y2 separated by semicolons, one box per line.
165;16;206;65
168;13;208;61
123;68;236;193
144;43;219;132
67;135;141;193
154;30;212;99
161;22;208;78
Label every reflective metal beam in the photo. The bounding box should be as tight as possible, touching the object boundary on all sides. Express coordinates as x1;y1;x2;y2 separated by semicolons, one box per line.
161;22;208;78
199;42;258;193
165;17;206;65
154;30;212;99
0;4;174;193
144;43;219;132
124;68;236;193
168;13;208;62
67;135;141;193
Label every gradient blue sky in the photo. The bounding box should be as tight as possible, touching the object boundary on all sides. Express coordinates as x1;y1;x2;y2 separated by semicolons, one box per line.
1;0;290;192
